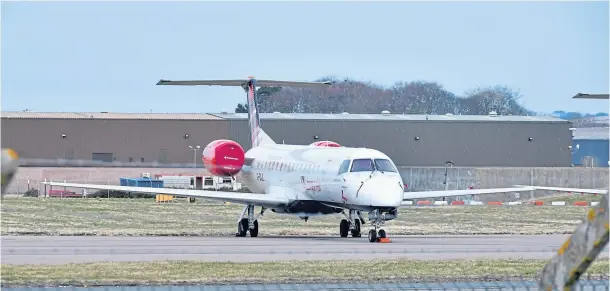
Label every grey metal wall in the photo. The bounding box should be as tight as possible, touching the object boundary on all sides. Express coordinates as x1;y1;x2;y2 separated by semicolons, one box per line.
227;119;573;167
1;118;229;164
2;117;573;167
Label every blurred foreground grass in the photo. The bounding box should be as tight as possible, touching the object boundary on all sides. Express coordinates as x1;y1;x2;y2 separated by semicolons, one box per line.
2;259;608;287
0;197;594;236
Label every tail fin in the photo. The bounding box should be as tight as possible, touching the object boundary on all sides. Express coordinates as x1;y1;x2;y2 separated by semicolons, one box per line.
157;77;331;148
244;78;274;147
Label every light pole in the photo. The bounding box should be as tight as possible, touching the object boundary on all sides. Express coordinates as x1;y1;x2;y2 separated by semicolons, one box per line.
188;145;201;171
188;145;201;200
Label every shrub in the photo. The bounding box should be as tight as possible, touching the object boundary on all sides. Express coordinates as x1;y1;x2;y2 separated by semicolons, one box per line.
23;188;39;197
87;190;153;199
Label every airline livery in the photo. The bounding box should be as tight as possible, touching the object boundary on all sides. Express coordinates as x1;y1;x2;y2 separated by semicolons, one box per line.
43;77;534;242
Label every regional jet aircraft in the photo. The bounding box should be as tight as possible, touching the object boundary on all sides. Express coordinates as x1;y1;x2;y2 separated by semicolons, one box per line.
43;77;532;242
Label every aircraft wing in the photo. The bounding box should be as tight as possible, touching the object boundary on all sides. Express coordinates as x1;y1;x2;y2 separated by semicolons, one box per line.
41;181;289;208
401;187;534;205
513;185;608;195
156;79;331;87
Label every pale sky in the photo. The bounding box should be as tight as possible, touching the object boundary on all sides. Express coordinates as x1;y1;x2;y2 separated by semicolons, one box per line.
2;1;609;114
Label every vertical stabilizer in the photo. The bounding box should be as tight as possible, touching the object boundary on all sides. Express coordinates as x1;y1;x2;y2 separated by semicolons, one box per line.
245;79;275;148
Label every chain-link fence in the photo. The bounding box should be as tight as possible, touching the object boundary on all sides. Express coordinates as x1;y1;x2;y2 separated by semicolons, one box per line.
1;276;609;290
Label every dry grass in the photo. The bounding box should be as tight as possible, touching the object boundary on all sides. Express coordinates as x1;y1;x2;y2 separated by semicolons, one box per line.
2;259;608;287
0;197;592;236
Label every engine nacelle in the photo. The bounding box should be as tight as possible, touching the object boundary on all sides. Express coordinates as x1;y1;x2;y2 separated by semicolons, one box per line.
310;140;341;147
202;139;245;176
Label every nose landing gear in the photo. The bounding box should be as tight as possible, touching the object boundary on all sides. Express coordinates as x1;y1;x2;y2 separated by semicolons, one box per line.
367;228;387;243
367;209;391;243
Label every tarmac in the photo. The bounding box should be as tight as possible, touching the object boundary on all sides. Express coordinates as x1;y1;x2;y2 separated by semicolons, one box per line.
5;234;608;265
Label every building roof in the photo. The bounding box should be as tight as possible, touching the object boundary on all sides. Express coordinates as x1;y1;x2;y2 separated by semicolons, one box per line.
571;127;610;140
1;111;567;123
1;112;222;120
210;112;567;122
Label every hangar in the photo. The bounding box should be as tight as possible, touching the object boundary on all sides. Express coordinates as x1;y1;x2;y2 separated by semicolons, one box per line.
571;127;609;167
1;111;572;167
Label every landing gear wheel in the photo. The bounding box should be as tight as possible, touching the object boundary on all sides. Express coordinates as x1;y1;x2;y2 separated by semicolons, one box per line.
236;218;248;237
378;229;386;239
351;219;361;237
250;220;259;237
368;229;377;243
339;219;349;237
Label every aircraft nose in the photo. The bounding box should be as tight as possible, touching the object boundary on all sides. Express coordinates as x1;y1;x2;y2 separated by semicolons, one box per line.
359;176;404;207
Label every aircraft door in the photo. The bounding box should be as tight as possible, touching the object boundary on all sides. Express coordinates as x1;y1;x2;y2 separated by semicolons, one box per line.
326;159;350;203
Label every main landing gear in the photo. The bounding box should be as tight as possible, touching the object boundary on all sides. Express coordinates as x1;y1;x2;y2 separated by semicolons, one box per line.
236;205;266;237
339;210;366;238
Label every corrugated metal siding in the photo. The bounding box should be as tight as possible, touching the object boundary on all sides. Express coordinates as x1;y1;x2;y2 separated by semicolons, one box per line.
571;127;609;140
1;116;572;167
1;119;229;163
228;119;572;167
572;139;610;167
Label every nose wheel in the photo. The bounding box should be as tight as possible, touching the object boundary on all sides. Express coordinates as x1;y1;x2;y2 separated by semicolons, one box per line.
368;228;386;242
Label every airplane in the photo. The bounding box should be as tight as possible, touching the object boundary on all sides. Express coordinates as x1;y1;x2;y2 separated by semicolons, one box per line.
43;77;534;243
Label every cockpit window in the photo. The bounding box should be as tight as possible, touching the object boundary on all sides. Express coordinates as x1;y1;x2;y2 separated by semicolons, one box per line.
350;159;375;172
338;160;351;175
374;159;397;172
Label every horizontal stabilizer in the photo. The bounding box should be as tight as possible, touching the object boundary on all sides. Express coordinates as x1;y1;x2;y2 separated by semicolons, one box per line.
156;79;332;88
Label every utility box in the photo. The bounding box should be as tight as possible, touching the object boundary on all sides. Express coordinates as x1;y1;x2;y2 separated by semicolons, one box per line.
156;194;174;203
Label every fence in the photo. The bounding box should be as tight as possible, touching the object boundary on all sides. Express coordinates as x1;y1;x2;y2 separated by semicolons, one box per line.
1;279;609;291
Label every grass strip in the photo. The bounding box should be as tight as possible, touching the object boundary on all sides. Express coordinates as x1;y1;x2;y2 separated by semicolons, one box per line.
2;259;609;287
0;197;593;236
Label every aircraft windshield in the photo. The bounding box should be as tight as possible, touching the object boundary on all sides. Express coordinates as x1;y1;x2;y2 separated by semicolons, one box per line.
350;158;397;173
350;159;375;172
374;159;397;172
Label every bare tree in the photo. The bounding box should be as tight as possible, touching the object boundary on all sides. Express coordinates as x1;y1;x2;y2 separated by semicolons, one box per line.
234;78;533;116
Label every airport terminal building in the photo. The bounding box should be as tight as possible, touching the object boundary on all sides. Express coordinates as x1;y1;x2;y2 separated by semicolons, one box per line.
1;111;574;167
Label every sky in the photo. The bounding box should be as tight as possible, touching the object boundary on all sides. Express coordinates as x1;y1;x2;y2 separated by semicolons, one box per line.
1;1;609;115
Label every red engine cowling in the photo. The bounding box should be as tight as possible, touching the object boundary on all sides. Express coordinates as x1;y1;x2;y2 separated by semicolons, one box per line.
310;141;341;147
202;139;245;176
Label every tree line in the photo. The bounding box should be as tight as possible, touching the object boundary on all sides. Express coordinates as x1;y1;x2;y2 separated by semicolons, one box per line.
235;77;535;115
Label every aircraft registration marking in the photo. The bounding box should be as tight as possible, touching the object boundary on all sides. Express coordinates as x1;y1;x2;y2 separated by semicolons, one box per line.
256;172;265;182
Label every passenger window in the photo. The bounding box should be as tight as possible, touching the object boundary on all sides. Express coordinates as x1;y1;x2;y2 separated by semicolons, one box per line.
350;159;374;172
338;160;350;175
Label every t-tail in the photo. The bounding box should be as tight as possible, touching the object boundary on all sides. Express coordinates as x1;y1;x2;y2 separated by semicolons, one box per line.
156;77;332;148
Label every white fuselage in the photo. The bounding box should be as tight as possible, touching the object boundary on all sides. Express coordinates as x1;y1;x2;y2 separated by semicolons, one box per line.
233;144;405;216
